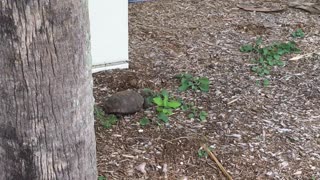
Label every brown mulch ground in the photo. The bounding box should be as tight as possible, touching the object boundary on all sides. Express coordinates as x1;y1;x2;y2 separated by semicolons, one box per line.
93;0;320;179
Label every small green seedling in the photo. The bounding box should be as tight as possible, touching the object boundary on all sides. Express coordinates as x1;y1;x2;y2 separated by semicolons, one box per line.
197;147;213;158
240;37;300;86
94;106;106;120
94;107;118;129
263;79;270;87
291;29;305;38
185;103;197;119
153;90;181;123
183;103;208;122
101;115;118;129
98;176;107;180
139;117;150;126
240;44;254;53
157;112;169;123
188;112;195;119
175;74;210;92
181;101;195;111
199;111;208;121
181;104;189;111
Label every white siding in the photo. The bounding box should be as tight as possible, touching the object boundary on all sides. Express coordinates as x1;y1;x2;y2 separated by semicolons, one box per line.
89;0;129;73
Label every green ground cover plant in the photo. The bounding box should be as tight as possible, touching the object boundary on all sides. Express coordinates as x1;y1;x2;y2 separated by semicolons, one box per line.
240;37;301;86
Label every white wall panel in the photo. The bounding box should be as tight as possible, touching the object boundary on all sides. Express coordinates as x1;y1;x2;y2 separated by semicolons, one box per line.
89;0;129;73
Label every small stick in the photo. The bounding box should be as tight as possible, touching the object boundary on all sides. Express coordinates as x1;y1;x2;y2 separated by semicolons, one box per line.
201;144;233;180
227;97;240;105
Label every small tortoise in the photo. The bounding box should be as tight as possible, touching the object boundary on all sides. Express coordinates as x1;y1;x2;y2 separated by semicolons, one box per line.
103;90;144;114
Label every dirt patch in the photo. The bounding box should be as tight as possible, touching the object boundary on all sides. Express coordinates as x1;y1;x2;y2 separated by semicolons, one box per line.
235;23;268;35
94;0;320;179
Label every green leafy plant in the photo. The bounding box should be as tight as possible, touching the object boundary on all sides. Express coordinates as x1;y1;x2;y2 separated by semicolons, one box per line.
94;106;118;129
98;176;107;180
263;79;270;87
199;111;208;121
153;90;181;123
157;112;169;123
139;117;150;126
240;37;300;85
175;74;210;92
291;29;305;38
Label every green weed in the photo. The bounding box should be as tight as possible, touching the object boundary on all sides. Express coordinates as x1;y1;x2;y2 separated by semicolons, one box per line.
175;74;210;92
197;147;213;158
181;102;208;121
153;90;181;123
291;29;305;38
139;117;150;126
199;111;208;121
98;176;107;180
240;37;300;85
94;106;117;129
101;115;118;129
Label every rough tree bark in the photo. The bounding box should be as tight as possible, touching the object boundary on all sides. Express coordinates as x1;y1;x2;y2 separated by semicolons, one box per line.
0;0;97;179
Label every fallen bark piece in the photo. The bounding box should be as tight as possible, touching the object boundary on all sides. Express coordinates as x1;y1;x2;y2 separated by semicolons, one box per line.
104;90;144;114
289;2;320;14
237;3;287;12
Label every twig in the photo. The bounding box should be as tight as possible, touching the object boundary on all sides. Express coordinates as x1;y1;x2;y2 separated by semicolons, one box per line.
227;97;240;105
201;144;233;180
122;154;138;159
